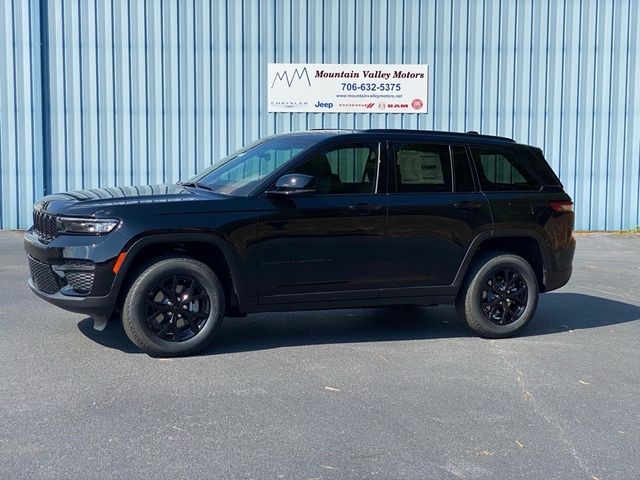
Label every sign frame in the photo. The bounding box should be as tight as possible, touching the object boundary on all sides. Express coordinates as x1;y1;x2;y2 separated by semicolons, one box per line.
267;63;429;114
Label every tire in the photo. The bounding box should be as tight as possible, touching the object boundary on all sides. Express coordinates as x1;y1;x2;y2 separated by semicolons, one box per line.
122;257;225;356
456;252;539;338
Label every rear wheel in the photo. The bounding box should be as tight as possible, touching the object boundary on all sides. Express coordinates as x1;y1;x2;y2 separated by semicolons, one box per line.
122;257;225;356
456;252;538;338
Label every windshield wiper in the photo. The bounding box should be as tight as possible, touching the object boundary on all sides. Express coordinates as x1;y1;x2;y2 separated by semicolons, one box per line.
179;181;213;191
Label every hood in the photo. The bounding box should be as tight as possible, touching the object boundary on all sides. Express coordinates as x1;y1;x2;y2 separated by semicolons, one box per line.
35;184;226;215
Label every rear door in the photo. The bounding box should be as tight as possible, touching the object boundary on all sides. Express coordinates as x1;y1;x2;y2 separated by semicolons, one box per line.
381;140;492;295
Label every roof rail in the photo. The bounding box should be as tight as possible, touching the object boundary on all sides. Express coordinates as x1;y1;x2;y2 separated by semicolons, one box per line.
361;128;515;142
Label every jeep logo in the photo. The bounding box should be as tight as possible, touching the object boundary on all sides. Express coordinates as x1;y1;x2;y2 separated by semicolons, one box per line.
314;101;334;109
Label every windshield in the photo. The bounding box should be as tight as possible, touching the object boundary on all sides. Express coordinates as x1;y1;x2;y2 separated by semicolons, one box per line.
186;136;316;196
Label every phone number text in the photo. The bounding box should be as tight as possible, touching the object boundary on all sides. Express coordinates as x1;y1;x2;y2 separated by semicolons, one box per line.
340;82;402;92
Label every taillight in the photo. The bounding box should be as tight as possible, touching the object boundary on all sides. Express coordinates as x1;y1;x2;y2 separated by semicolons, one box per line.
550;201;574;213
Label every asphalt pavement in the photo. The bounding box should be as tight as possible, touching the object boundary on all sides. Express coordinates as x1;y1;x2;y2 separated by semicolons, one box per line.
1;231;639;479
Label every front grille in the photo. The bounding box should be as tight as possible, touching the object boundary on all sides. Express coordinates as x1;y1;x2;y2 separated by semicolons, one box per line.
33;210;58;241
65;271;95;294
28;256;60;294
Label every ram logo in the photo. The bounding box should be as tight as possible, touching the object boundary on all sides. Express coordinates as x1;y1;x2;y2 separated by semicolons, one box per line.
270;67;312;88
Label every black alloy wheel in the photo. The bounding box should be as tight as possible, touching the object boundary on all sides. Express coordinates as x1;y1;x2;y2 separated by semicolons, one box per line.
456;252;539;338
145;275;211;342
480;268;528;326
122;257;225;356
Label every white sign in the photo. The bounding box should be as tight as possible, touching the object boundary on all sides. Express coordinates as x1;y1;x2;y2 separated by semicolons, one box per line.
268;63;429;113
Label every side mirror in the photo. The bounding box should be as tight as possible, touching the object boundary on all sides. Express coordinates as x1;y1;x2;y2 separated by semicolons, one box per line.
266;174;316;195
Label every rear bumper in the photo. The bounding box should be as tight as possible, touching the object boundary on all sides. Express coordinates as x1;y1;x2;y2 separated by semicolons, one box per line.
543;232;575;292
543;266;572;292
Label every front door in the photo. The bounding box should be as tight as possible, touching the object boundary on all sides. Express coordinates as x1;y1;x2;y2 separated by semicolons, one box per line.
257;141;387;303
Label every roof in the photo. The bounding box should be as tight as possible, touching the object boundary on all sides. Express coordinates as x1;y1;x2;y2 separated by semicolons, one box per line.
307;128;516;143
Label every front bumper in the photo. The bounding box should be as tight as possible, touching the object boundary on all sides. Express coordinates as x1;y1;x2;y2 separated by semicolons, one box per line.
28;277;118;326
24;229;127;323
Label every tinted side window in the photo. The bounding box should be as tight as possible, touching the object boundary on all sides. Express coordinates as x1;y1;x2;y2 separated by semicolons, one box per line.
394;144;452;193
294;144;378;194
470;147;541;191
452;146;475;192
524;147;563;186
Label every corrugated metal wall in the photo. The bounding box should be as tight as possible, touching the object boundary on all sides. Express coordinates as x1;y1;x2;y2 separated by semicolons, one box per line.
1;0;639;230
0;0;43;231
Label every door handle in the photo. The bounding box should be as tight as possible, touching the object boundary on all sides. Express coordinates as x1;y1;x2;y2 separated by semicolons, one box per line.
452;201;482;210
348;203;384;214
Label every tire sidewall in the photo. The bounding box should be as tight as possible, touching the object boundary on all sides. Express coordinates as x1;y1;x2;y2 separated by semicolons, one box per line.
466;255;539;337
124;259;225;356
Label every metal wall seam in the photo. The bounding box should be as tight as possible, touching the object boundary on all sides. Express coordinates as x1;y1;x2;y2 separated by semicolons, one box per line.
0;0;639;230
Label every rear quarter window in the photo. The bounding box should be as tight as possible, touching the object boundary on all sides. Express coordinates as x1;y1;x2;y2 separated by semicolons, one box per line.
524;147;563;187
469;146;541;191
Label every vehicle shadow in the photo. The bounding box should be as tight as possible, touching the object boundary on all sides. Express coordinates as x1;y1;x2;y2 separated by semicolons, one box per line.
77;318;141;354
77;292;640;356
76;305;468;356
521;291;640;336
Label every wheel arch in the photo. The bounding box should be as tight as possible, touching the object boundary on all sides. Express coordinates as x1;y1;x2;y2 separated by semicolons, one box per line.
453;230;552;292
112;232;247;316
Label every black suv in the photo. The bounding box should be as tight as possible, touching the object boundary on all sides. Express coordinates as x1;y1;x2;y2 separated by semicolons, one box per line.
25;130;575;356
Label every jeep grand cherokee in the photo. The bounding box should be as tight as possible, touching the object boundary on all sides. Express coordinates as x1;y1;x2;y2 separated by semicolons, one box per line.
25;130;575;356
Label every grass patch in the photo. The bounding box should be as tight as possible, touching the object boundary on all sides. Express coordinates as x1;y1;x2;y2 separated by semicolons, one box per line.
615;226;640;235
574;227;640;235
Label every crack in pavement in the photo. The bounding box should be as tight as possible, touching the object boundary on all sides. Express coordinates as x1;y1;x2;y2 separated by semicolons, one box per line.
489;340;597;478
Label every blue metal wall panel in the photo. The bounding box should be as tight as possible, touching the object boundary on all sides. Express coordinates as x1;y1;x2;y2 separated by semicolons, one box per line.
0;0;43;229
1;0;639;230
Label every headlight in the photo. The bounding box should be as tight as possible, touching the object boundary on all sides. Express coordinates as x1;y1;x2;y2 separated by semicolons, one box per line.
56;217;119;235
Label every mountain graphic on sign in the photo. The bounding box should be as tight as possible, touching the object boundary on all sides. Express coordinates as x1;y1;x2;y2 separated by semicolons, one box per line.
270;67;311;88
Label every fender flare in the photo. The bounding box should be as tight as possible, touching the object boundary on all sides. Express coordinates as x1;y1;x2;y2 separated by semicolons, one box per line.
111;231;248;305
452;229;552;288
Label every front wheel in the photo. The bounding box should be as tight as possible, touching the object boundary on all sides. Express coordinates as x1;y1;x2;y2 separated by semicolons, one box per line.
122;257;225;356
456;253;539;338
